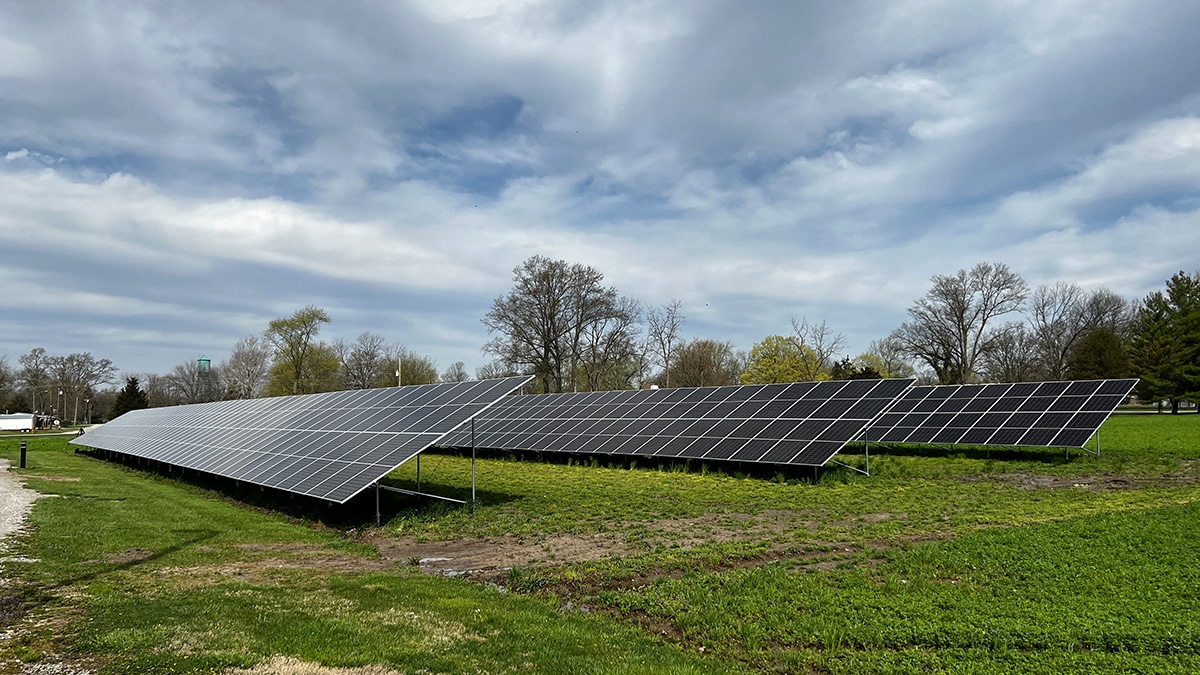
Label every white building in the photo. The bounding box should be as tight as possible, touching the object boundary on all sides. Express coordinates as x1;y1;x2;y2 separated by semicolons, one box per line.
0;413;35;432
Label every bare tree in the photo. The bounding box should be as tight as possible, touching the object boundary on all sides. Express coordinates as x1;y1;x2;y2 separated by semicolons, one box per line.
892;262;1029;384
46;353;117;423
222;335;271;399
578;295;643;391
442;361;470;383
164;359;223;404
646;299;685;387
790;317;847;380
389;344;439;386
1029;283;1134;379
483;256;627;394
979;322;1040;382
18;348;52;412
335;332;390;389
859;337;916;378
671;338;742;387
0;356;14;411
1083;288;1135;336
475;359;517;380
130;372;173;408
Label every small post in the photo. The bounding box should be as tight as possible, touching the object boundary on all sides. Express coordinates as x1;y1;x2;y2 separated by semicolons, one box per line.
416;454;421;493
1097;429;1102;458
375;482;381;526
20;440;27;469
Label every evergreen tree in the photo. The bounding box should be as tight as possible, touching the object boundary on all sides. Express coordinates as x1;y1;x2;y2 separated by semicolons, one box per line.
1068;328;1132;380
1130;271;1200;412
110;376;150;419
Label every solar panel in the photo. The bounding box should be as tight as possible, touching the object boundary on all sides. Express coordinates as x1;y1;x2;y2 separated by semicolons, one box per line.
438;378;915;467
70;376;531;503
860;378;1137;448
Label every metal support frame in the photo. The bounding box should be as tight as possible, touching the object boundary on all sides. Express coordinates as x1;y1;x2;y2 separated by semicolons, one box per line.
1075;428;1102;459
830;440;871;477
373;416;482;524
377;483;466;504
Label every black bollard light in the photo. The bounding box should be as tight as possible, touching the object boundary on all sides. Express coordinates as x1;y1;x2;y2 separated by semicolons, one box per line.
20;440;27;468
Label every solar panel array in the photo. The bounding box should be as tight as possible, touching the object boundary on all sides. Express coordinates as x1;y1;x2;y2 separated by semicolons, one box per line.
71;375;1137;506
71;377;531;503
860;379;1138;448
439;378;915;466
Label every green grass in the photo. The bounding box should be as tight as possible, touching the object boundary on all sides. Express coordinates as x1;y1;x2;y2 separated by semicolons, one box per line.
2;412;1199;674
77;571;728;674
603;503;1200;672
0;438;731;674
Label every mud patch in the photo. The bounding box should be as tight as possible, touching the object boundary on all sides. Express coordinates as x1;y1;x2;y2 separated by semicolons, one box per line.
105;548;153;564
373;532;630;577
170;544;396;584
366;508;901;578
224;656;400;675
142;508;918;586
0;593;24;626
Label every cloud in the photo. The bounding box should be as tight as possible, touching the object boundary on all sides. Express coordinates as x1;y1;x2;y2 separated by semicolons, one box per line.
1;0;1199;377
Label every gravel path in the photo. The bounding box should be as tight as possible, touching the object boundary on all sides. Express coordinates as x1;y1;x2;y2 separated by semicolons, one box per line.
0;459;40;551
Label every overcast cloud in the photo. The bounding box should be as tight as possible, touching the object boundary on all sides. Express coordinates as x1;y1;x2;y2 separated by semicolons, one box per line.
3;0;1199;380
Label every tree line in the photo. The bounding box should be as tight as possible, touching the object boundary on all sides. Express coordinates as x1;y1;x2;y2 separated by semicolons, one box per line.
0;307;447;422
2;257;1195;421
480;257;1199;412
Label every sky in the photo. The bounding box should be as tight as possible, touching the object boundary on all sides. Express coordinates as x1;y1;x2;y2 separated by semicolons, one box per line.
3;0;1200;383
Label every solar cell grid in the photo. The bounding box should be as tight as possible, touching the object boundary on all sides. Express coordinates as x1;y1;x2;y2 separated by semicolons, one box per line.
859;379;1136;449
1049;397;1086;411
959;429;993;444
439;378;917;467
71;376;532;503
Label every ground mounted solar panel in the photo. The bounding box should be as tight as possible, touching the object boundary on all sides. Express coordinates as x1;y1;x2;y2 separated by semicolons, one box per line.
70;376;532;503
859;378;1138;449
438;378;916;467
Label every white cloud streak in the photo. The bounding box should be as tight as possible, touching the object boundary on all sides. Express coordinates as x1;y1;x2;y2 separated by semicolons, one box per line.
1;0;1198;375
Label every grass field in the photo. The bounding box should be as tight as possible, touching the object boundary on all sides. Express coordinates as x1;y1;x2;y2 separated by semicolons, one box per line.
1;412;1198;674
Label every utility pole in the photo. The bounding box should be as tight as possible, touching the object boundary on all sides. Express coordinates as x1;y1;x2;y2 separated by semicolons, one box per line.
396;355;403;386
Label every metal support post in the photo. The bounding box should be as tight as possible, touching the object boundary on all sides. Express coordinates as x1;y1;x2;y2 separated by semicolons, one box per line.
829;441;871;477
471;417;477;510
375;482;381;526
416;454;421;494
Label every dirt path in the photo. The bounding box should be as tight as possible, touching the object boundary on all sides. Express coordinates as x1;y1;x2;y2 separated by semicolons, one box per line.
0;459;41;555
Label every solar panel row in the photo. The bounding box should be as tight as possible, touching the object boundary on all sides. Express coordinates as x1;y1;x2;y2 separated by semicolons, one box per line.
72;376;1136;504
71;376;532;503
439;378;915;466
860;379;1138;449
